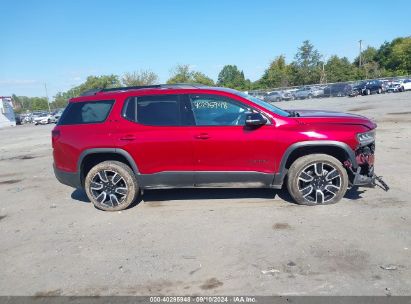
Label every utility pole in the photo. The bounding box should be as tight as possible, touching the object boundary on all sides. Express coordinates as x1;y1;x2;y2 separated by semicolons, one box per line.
320;55;327;85
44;83;51;112
359;40;362;68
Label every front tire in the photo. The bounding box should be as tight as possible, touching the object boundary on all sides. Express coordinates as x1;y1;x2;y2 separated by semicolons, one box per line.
85;161;139;211
286;154;348;205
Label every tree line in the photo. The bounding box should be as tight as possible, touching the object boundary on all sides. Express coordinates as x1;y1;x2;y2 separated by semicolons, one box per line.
13;36;411;112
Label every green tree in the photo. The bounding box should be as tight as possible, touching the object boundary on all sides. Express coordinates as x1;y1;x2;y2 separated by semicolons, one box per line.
51;74;121;107
167;65;194;83
325;56;355;82
77;75;121;94
217;65;248;89
12;96;51;112
377;37;411;75
259;55;292;88
353;46;389;79
122;70;159;86
192;71;215;86
292;40;322;85
30;97;49;111
354;46;378;67
50;92;70;109
167;64;215;85
11;94;22;112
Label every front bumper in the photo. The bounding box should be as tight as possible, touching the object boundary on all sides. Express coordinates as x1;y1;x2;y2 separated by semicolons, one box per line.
53;165;81;188
345;142;389;191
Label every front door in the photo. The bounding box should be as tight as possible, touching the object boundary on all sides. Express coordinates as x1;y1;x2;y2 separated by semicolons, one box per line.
187;93;277;187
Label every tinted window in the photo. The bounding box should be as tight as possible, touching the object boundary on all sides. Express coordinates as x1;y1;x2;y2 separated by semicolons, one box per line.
58;100;114;125
190;94;249;126
123;95;181;126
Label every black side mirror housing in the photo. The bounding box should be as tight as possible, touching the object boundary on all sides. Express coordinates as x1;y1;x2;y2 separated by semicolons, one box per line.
245;112;267;127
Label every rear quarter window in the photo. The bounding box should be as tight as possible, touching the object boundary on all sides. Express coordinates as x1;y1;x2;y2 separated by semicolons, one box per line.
58;100;114;125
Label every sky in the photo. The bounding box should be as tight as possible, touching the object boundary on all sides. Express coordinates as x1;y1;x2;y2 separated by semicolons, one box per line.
1;0;410;98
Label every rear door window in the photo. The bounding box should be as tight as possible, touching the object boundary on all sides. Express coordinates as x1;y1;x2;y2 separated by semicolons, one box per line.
123;95;183;126
58;100;114;125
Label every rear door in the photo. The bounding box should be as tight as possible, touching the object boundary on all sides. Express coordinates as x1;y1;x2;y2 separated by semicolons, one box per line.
112;94;195;187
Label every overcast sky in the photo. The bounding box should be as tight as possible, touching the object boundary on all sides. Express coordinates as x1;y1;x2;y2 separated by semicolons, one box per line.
1;0;410;97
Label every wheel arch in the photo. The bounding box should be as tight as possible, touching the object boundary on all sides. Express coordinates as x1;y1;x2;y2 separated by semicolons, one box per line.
273;141;357;188
78;148;139;186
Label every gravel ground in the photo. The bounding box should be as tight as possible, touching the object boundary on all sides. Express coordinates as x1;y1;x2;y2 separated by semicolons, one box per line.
0;92;410;296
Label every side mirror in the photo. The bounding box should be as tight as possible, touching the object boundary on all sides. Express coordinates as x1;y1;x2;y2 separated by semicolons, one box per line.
245;112;267;127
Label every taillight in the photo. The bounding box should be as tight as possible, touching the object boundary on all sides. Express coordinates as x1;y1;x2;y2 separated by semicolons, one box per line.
51;129;61;148
52;129;60;138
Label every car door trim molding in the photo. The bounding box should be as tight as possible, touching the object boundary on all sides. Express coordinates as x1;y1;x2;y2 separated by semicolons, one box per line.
139;171;275;189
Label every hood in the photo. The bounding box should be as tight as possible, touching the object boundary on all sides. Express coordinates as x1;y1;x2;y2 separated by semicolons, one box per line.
289;109;376;130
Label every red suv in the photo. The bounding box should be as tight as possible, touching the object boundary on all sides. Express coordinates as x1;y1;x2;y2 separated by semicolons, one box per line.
52;84;380;211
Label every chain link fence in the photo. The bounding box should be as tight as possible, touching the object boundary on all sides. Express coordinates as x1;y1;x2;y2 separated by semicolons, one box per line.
247;75;411;101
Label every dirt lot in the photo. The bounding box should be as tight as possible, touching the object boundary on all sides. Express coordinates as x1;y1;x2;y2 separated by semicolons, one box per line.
0;92;410;296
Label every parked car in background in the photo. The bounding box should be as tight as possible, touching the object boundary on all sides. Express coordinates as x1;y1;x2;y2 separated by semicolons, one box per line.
310;86;324;97
51;109;65;123
293;87;322;99
350;80;383;96
21;113;32;124
399;79;411;91
386;82;402;93
264;91;294;102
15;114;22;125
33;112;52;125
247;91;267;101
323;83;352;97
264;91;282;102
381;80;390;92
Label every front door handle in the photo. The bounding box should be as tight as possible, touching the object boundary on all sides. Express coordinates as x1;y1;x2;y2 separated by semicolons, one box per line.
120;135;136;141
195;133;210;140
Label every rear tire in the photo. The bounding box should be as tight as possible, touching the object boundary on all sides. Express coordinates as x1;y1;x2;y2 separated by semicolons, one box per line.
85;161;139;211
286;154;348;206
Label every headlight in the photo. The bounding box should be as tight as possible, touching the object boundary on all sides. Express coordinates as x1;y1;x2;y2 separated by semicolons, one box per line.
357;130;375;146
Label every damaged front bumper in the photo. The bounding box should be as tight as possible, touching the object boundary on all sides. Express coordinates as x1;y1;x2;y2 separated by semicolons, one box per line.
344;142;389;191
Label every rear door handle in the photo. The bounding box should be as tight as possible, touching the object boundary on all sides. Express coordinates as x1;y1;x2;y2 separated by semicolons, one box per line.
195;133;210;140
120;135;136;141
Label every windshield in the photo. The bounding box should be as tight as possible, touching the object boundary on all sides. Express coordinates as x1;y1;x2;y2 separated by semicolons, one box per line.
223;89;290;117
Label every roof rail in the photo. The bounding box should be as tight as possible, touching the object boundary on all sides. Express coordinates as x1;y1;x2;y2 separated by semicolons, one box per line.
101;85;162;92
79;83;209;96
80;88;103;96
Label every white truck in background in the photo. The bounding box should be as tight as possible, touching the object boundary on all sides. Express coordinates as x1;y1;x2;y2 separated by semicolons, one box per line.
0;96;16;128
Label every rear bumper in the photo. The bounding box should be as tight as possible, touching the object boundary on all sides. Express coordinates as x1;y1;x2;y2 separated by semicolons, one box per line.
53;165;81;188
